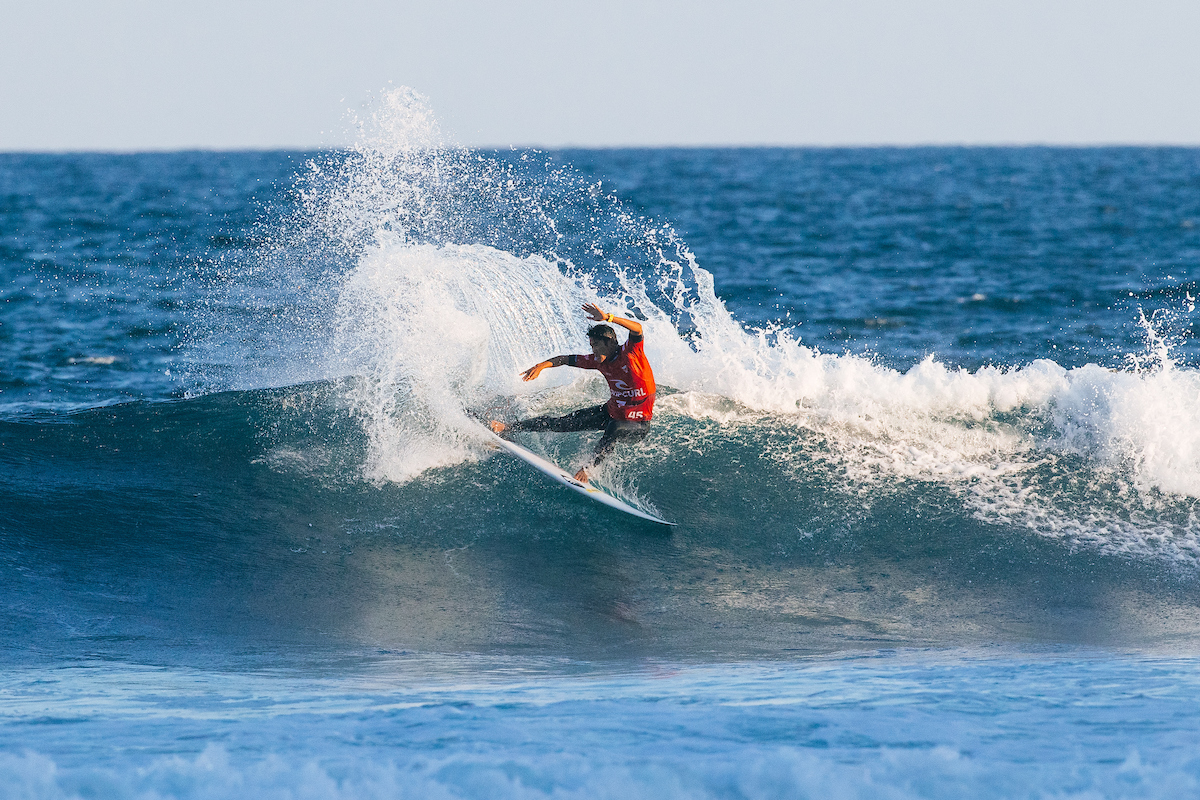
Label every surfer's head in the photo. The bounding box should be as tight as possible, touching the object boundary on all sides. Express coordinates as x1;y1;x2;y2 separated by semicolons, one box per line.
587;324;620;358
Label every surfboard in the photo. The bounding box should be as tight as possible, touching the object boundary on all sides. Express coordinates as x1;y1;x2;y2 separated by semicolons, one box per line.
487;432;676;526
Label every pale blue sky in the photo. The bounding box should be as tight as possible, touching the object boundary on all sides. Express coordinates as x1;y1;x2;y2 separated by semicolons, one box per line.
2;0;1198;150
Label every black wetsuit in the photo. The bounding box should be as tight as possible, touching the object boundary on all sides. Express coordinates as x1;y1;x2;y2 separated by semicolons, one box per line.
508;405;650;464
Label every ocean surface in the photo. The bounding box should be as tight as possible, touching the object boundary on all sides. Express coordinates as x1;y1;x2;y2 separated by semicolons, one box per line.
4;90;1200;797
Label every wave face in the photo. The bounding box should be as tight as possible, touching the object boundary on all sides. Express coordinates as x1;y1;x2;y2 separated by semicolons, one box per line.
4;94;1200;665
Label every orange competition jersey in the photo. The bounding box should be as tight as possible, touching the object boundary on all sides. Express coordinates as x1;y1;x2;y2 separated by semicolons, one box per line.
568;333;656;421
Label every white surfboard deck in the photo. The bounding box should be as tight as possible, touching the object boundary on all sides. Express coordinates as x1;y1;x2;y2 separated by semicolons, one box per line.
488;433;676;527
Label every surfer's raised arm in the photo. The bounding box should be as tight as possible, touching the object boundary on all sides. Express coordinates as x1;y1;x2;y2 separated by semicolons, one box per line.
583;302;641;337
519;304;643;382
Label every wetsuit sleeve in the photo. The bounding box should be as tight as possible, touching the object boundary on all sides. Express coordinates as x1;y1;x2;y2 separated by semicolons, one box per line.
568;354;598;368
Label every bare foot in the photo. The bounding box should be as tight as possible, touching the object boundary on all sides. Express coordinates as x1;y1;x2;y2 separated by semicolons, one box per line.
573;467;589;483
489;420;506;434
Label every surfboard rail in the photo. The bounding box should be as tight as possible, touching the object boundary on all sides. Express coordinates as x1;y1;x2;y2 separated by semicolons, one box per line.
488;433;676;526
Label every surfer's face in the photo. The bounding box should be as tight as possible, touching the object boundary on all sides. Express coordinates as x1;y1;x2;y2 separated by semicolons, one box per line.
590;336;619;359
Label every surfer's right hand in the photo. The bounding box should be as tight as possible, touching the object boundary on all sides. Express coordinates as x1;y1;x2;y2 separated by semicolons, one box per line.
521;362;548;381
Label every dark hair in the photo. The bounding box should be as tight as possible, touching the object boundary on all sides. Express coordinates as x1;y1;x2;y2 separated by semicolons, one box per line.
587;324;618;342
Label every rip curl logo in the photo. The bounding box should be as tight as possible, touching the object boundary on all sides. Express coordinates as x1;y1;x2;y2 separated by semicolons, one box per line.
610;379;646;400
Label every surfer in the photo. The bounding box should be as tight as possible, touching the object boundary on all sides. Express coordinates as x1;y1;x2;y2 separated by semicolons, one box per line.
490;303;656;483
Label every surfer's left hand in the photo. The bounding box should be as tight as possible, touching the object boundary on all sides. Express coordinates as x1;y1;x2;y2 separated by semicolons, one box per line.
582;303;606;322
574;467;589;483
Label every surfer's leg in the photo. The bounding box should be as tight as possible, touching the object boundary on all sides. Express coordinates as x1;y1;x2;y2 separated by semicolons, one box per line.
591;418;650;465
509;404;610;433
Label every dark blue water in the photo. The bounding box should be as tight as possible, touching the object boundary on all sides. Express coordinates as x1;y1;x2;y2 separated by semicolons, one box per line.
568;147;1200;370
0;152;304;410
4;96;1200;797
